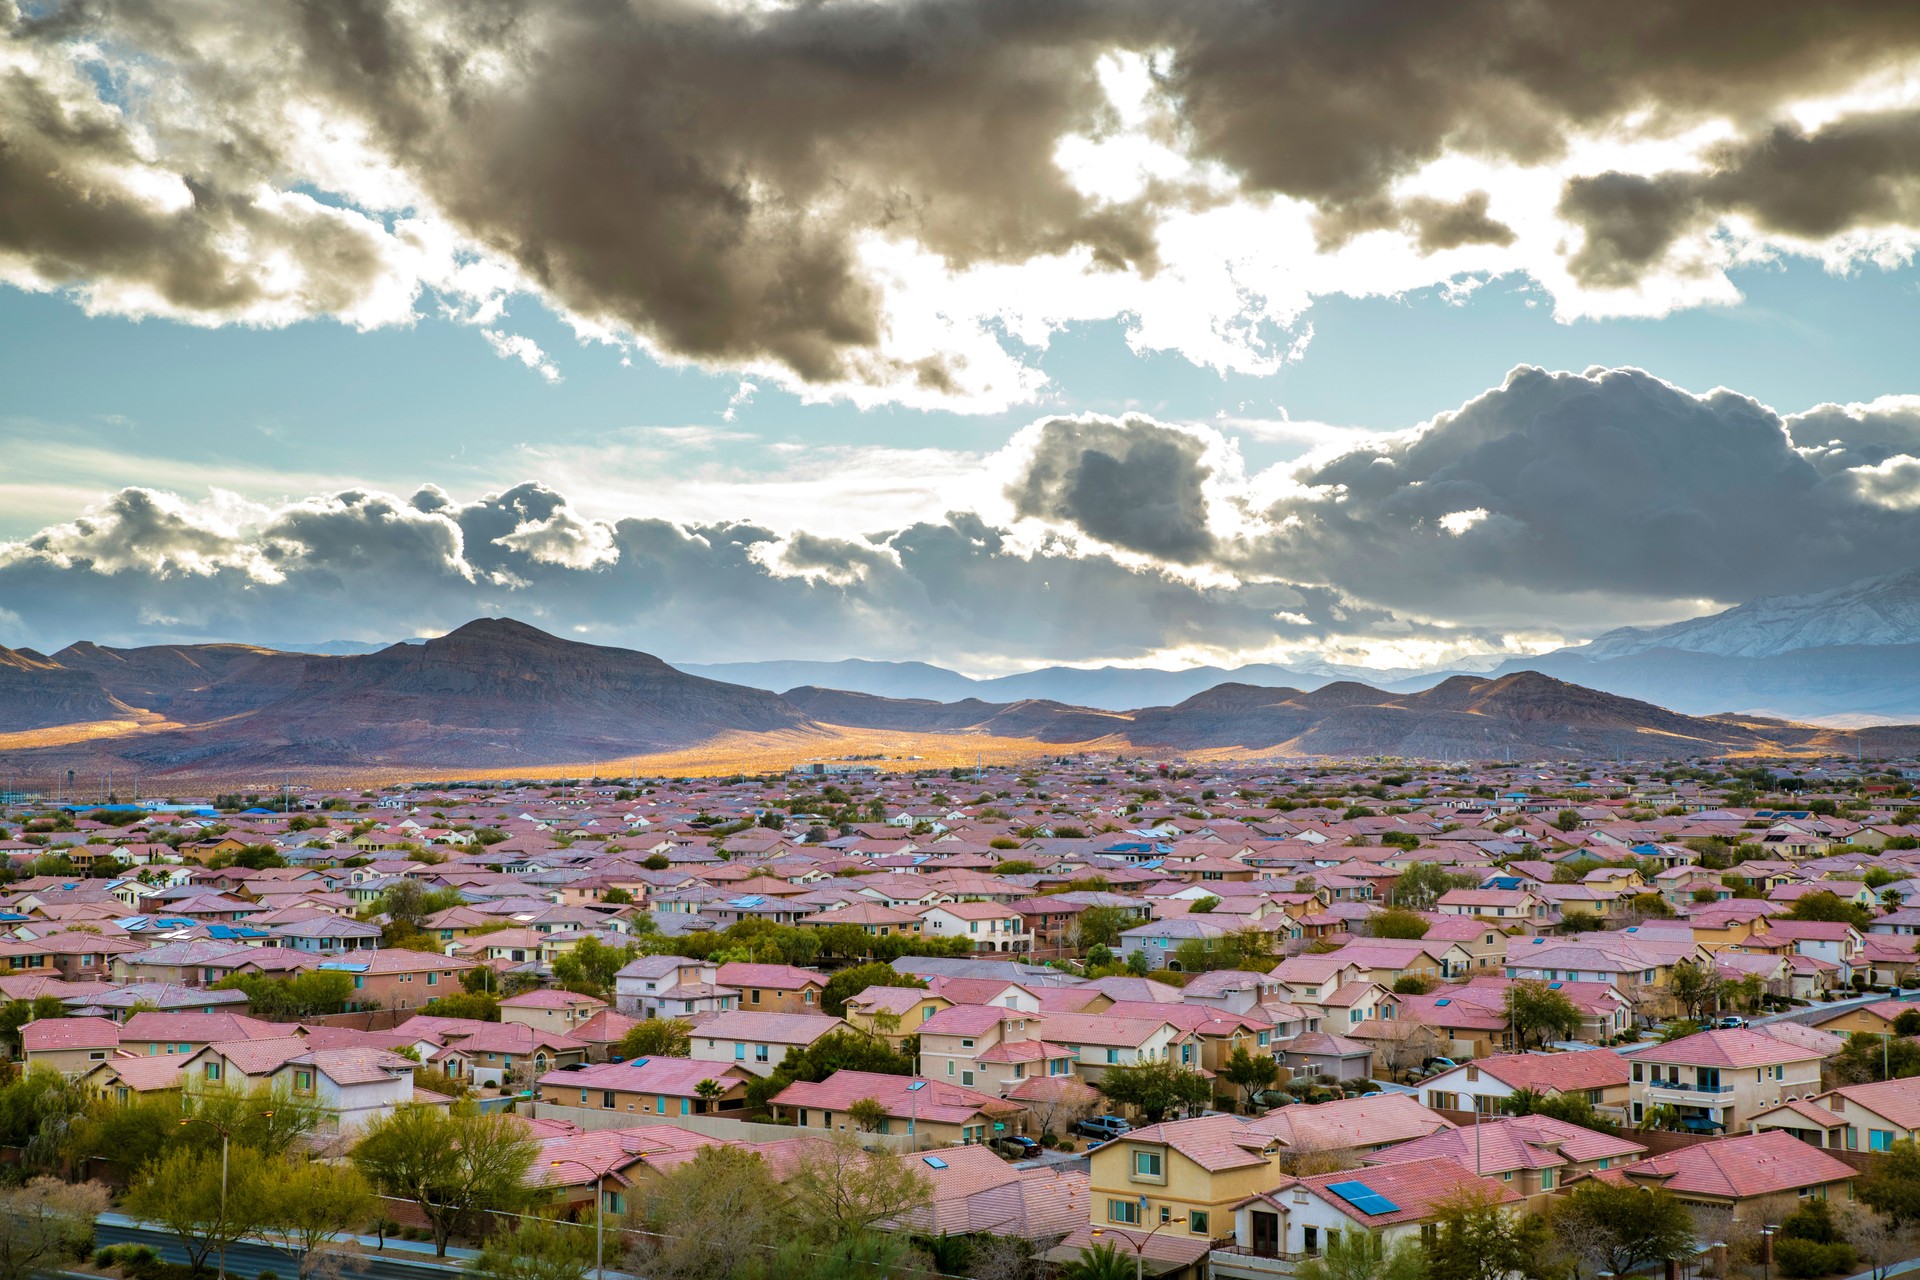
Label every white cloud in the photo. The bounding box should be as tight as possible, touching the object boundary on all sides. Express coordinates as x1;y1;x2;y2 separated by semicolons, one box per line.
479;329;562;383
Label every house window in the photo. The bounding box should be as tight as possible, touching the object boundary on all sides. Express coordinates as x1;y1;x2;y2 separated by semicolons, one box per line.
1108;1199;1140;1225
1106;1048;1119;1064
734;1044;745;1060
1871;1130;1895;1152
294;1070;313;1092
602;1091;617;1110
1190;1211;1210;1236
427;972;438;986
1134;1151;1163;1178
1541;1169;1556;1190
755;1044;770;1062
205;1063;221;1081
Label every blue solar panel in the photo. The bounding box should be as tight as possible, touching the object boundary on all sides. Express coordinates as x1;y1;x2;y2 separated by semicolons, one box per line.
922;1156;948;1169
1325;1180;1400;1216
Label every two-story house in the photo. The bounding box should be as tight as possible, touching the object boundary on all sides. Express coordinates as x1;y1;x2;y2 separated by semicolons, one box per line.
1626;1027;1827;1133
916;1004;1076;1094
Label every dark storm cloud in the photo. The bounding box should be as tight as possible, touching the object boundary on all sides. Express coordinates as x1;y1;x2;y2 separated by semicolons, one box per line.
1008;416;1217;563
0;481;1388;663
14;1;1920;385
1561;109;1920;286
1257;366;1920;610
1312;192;1516;254
0;22;405;324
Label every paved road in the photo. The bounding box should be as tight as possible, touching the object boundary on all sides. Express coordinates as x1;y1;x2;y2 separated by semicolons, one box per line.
95;1213;484;1280
1754;988;1916;1029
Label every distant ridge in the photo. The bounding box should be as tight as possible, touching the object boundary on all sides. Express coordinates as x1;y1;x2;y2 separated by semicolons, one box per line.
1;618;1913;776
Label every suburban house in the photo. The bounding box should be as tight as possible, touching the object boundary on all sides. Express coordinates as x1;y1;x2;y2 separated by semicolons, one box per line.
1361;1115;1647;1210
1243;1094;1454;1161
179;1037;420;1131
1617;1129;1856;1219
1422;1050;1632;1120
914;902;1033;953
916;1004;1076;1094
1626;1028;1827;1132
689;1010;845;1076
714;962;827;1014
535;1056;754;1116
1032;1012;1199;1086
771;1069;1028;1147
1750;1076;1920;1152
499;989;609;1036
20;1016;123;1076
1086;1113;1284;1244
611;955;737;1020
319;949;478;1011
844;986;952;1048
1215;1156;1523;1278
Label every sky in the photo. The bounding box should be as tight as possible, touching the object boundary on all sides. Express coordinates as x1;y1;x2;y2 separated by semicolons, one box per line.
8;1;1920;674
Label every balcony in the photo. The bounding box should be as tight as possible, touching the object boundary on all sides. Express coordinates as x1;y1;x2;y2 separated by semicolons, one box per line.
1211;1248;1302;1280
1645;1082;1735;1103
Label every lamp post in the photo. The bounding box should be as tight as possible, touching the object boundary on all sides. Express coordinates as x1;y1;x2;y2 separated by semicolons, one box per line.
547;1158;609;1280
1760;1224;1778;1280
179;1109;272;1280
1091;1217;1171;1280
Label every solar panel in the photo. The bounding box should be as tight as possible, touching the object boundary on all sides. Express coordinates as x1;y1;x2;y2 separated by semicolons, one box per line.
1434;998;1450;1007
1325;1180;1400;1216
922;1156;948;1169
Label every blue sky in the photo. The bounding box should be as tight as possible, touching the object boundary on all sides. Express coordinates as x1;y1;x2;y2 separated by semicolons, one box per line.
10;4;1920;670
6;257;1916;541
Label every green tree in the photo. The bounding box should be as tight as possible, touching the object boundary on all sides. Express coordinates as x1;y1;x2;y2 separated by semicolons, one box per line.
1506;979;1581;1051
551;937;638;999
0;996;67;1057
623;1146;792;1280
1218;1045;1279;1105
784;1132;932;1240
466;1217;596;1280
351;1103;539;1255
1788;891;1873;930
1665;959;1724;1022
1074;906;1132;951
846;1097;887;1132
375;879;466;943
1059;1242;1135;1280
181;1079;328;1157
745;1031;916;1111
1391;863;1474;910
1427;1184;1556;1280
1858;1139;1920;1226
0;1177;110;1280
1548;1180;1695;1279
1393;973;1435;995
821;962;927;1018
123;1143;276;1277
1500;1088;1617;1134
1554;810;1582;832
1370;908;1430;940
1296;1229;1424;1280
424;991;502;1021
616;1018;693;1059
693;1079;726;1113
1096;1058;1212;1123
257;1156;376;1280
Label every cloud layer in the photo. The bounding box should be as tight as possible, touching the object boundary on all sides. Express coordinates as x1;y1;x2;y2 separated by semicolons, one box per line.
10;366;1920;669
11;1;1920;406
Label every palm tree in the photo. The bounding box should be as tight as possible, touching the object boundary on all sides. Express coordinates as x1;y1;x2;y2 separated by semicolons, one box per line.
1061;1242;1135;1280
693;1079;724;1114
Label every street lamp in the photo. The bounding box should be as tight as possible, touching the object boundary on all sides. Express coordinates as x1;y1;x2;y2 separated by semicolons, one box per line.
179;1109;272;1280
1091;1217;1172;1280
547;1158;611;1280
1760;1224;1779;1280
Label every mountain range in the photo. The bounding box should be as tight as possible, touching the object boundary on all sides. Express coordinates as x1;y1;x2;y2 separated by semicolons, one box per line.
686;566;1920;723
0;618;1910;779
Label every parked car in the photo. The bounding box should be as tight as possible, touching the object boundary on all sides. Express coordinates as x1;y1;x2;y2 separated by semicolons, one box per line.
1717;1015;1749;1029
996;1135;1041;1159
1423;1056;1459;1072
1072;1115;1133;1141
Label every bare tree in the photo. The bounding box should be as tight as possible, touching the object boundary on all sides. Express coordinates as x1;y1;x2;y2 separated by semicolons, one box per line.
0;1179;110;1280
1837;1201;1913;1280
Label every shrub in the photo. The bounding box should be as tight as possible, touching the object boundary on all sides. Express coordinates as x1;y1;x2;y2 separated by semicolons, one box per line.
1772;1237;1855;1278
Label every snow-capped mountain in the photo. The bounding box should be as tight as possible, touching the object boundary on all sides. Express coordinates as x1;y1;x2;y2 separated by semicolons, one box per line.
1573;566;1920;660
